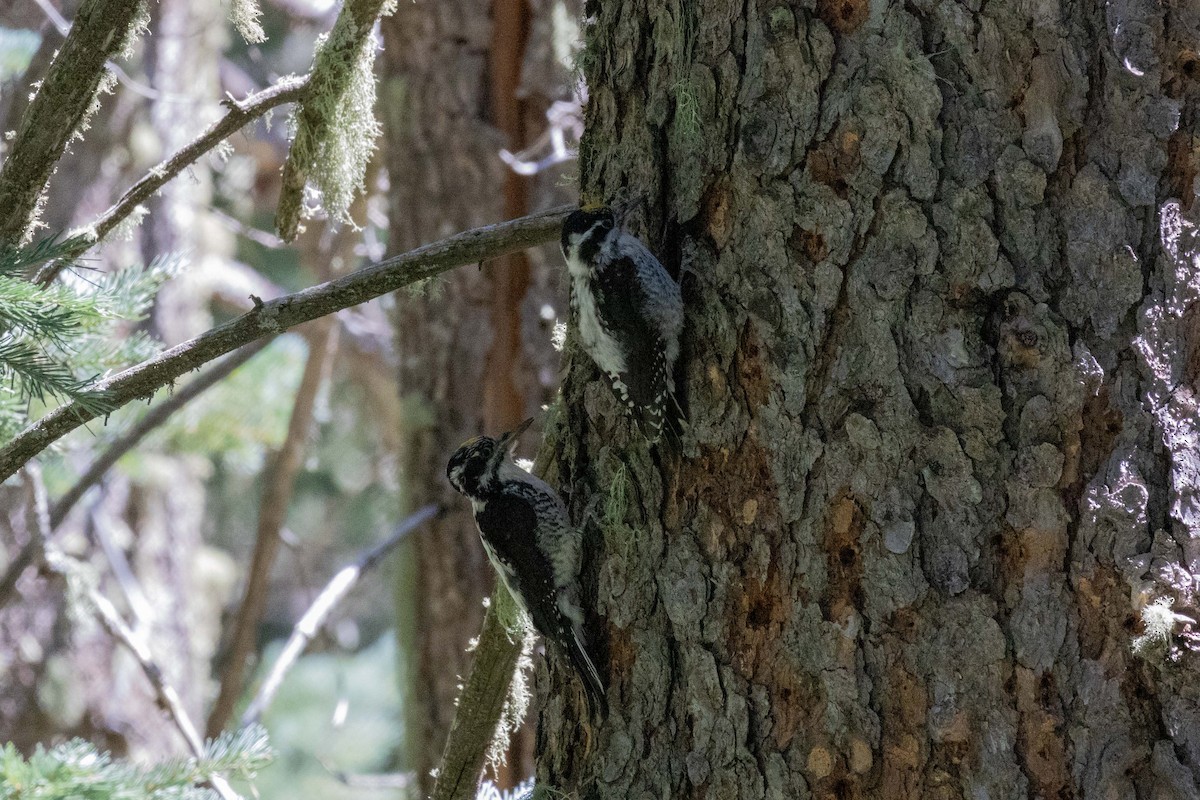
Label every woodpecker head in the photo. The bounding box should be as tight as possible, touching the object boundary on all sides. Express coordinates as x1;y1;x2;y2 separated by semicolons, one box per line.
561;205;616;274
446;417;535;498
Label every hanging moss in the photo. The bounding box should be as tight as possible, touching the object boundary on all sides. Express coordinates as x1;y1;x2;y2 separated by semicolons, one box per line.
275;0;398;240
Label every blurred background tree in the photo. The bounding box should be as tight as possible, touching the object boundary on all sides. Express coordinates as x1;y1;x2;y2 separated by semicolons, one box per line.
0;0;580;796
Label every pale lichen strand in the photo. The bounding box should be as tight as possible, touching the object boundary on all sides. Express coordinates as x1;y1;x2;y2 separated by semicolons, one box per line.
225;0;266;44
276;0;395;239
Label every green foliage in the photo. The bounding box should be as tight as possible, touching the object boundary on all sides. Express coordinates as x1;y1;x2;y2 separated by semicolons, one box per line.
0;724;273;800
0;237;179;440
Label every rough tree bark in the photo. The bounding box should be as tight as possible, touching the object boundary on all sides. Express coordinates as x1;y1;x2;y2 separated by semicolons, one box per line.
538;1;1200;798
380;2;574;789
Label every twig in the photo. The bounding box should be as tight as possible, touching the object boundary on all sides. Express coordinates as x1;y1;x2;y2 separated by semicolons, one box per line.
0;206;570;483
35;78;308;285
0;541;36;612
20;467;241;800
325;769;415;791
0;0;144;245
205;318;340;737
87;584;244;800
50;339;274;526
240;504;439;726
86;504;153;628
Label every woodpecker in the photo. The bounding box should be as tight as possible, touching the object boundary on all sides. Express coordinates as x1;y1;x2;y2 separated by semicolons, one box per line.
446;418;606;714
561;205;683;442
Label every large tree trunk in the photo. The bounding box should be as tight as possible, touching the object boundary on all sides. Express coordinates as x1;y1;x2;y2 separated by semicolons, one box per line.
379;2;575;789
539;1;1200;797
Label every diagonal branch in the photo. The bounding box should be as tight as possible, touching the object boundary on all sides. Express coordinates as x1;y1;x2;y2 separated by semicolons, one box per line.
0;206;571;483
35;78;308;285
21;465;241;800
0;341;274;614
431;587;531;800
0;0;144;245
240;504;440;727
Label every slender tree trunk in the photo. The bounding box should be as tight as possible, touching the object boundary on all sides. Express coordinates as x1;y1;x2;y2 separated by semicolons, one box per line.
379;2;575;790
539;1;1200;797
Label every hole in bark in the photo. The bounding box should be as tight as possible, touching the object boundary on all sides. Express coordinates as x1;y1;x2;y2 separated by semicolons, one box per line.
1179;50;1200;79
1018;330;1039;348
1039;673;1057;706
817;0;868;33
748;598;773;628
839;545;857;567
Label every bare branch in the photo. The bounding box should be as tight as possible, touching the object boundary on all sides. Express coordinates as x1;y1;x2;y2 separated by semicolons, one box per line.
0;0;145;245
87;579;244;800
240;504;439;727
51;339;274;526
0;341;274;613
20;467;242;800
0;545;36;612
29;0;188;103
35;78;308;285
0;206;570;483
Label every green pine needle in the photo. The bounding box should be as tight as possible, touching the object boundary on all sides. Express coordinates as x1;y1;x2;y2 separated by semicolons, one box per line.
0;237;181;438
0;725;274;799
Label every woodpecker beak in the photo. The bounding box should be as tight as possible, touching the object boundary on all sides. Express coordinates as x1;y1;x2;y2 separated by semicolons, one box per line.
500;417;535;448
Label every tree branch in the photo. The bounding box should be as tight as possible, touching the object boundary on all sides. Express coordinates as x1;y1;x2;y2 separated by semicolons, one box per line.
431;587;531;800
205;318;340;737
275;0;391;240
240;504;439;727
0;206;570;483
35;78;308;285
0;341;274;614
0;0;145;245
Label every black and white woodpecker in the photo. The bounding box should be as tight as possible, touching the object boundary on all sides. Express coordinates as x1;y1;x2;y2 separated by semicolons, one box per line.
446;418;606;713
561;205;684;442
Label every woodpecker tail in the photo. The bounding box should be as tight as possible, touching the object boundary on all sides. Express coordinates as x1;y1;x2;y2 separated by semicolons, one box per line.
564;627;607;718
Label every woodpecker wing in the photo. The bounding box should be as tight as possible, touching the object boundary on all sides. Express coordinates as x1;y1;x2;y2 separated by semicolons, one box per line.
474;488;606;712
592;242;682;437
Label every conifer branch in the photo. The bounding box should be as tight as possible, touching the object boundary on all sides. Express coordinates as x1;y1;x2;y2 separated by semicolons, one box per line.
0;206;570;483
